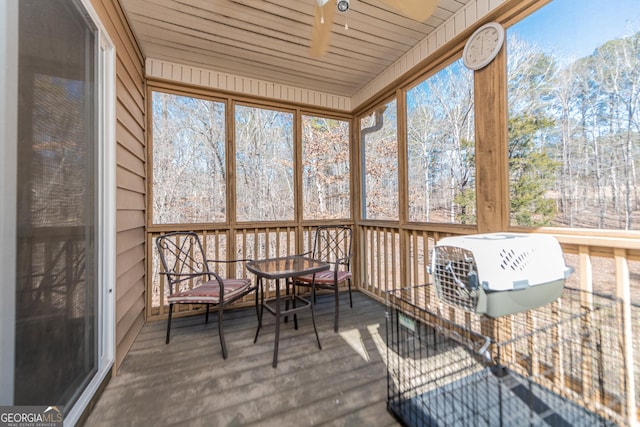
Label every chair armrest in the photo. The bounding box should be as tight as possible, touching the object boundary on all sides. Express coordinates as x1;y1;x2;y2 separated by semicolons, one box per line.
159;271;213;278
336;255;352;267
160;270;223;282
204;259;252;283
205;258;251;266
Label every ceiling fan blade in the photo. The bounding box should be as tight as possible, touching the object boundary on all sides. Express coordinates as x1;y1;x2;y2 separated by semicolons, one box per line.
379;0;438;22
310;0;336;58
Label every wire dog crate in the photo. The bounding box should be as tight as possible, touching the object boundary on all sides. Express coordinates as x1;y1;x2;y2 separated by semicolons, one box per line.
386;285;626;427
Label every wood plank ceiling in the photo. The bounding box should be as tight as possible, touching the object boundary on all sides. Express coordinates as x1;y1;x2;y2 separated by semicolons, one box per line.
120;0;472;97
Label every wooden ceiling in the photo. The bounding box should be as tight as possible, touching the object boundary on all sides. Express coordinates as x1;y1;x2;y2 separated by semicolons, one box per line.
120;0;472;97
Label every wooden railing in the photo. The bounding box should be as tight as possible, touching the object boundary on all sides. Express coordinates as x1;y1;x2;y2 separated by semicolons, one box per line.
147;224;639;424
356;224;640;426
147;224;348;319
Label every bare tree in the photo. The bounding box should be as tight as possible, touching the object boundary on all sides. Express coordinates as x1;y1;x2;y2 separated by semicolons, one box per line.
302;116;350;219
152;92;226;224
235;105;294;222
407;59;475;224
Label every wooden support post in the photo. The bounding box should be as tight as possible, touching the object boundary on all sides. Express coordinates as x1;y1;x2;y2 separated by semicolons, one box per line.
474;45;509;234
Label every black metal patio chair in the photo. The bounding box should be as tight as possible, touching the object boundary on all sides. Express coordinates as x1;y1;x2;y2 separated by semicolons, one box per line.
156;231;256;359
293;225;353;332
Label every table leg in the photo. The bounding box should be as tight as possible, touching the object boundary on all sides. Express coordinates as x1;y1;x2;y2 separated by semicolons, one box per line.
253;277;264;344
311;281;322;350
292;279;298;330
273;278;281;368
284;278;289;324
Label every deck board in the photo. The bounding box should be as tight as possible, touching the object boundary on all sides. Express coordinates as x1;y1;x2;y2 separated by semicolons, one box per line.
85;292;401;426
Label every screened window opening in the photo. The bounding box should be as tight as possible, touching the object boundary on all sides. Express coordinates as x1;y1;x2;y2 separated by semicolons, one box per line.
235;105;294;222
361;100;399;221
301;115;351;220
151;92;227;224
507;0;640;230
406;59;475;224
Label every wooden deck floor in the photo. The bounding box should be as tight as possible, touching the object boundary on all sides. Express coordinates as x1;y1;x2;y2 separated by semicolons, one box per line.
85;292;401;426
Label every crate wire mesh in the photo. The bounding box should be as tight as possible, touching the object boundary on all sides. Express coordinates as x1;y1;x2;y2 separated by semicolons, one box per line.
430;233;573;317
386;285;627;427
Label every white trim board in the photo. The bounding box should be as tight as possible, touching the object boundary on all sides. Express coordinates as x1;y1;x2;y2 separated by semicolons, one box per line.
146;58;352;111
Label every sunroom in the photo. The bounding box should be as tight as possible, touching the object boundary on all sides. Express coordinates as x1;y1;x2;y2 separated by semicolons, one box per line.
1;0;639;425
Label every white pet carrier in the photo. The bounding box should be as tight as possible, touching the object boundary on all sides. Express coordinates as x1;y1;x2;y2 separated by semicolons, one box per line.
429;233;573;317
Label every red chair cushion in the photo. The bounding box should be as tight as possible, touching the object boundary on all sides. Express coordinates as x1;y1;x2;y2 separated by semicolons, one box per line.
167;278;251;305
295;270;352;285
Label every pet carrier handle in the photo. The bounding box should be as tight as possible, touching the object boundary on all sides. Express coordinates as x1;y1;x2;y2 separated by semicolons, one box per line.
479;337;492;362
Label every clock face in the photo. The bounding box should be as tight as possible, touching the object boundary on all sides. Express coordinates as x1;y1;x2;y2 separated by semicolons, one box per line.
463;22;505;70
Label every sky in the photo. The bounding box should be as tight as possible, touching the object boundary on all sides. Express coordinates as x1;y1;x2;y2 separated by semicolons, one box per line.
510;0;640;60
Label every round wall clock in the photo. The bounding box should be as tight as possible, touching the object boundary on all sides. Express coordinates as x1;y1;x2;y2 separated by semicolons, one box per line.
462;22;505;71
